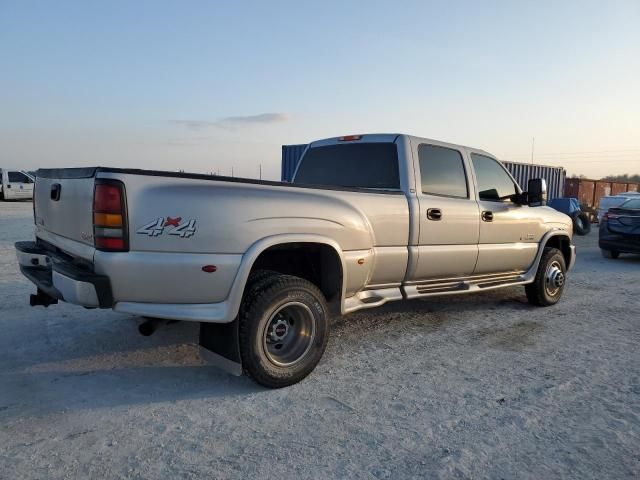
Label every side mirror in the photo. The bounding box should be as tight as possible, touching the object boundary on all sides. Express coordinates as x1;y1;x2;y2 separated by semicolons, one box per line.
527;178;547;207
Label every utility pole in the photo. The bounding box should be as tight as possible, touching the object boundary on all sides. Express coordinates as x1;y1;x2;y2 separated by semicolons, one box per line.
231;166;234;177
531;137;535;164
259;164;262;180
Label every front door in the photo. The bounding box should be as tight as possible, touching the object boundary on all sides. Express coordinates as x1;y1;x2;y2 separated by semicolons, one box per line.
410;143;480;280
470;153;538;274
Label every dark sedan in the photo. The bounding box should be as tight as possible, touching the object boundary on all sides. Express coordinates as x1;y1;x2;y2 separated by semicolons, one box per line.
599;198;640;258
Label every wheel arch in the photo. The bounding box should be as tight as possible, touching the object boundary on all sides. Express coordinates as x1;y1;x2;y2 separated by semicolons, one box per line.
227;234;347;320
541;232;573;268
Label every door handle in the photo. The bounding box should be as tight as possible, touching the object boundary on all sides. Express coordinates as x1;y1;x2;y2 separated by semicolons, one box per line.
427;208;442;221
51;183;61;201
481;211;493;222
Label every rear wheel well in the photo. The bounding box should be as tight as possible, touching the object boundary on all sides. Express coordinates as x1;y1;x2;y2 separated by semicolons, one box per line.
543;235;572;266
249;243;343;313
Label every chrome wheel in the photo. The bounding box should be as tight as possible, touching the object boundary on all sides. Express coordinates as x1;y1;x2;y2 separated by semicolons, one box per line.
545;260;565;297
262;302;316;367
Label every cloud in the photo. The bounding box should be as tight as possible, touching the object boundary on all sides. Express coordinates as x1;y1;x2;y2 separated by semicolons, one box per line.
220;112;289;125
172;112;289;131
171;120;218;130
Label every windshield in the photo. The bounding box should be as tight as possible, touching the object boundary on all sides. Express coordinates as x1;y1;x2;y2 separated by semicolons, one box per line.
293;143;400;190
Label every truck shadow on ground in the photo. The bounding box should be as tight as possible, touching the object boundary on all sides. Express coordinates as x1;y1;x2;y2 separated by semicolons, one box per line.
0;317;262;418
1;364;260;418
0;287;546;417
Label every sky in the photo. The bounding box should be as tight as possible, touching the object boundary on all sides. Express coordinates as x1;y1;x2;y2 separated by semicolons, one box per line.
1;0;639;179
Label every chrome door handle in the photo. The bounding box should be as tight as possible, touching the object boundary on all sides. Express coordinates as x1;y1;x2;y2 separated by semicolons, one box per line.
481;211;493;222
427;208;442;221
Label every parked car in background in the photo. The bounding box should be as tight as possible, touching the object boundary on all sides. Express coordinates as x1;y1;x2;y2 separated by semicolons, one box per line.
0;169;35;200
599;198;640;259
598;192;640;222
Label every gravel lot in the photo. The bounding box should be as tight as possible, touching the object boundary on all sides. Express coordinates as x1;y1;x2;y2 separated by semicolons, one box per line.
1;201;639;479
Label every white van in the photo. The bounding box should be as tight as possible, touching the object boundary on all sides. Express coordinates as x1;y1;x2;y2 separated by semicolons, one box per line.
0;170;35;200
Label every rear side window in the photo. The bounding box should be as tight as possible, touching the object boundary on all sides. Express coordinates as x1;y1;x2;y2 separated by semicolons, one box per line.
8;172;31;183
471;154;517;202
418;144;468;198
294;143;400;189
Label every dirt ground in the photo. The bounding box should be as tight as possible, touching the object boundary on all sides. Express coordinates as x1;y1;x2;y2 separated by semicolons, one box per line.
1;201;639;479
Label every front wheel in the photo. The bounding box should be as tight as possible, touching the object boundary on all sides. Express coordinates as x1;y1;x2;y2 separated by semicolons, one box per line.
525;247;567;306
239;273;330;388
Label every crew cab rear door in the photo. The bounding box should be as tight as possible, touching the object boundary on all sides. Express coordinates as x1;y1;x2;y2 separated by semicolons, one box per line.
409;142;480;280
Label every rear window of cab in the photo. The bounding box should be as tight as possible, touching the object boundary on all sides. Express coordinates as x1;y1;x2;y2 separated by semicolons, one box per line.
293;143;400;190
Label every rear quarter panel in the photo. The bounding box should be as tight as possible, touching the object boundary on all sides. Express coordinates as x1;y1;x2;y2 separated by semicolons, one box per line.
97;172;410;302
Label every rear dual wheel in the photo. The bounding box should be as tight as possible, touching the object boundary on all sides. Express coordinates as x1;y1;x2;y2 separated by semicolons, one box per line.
239;271;330;388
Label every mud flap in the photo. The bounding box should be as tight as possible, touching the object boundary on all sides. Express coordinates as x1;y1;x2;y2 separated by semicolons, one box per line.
199;320;243;376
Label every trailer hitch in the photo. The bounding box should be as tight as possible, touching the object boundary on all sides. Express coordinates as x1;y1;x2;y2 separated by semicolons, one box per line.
30;289;59;307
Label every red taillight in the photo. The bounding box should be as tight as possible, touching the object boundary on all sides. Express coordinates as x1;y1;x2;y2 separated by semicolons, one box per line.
94;184;122;212
603;211;618;221
93;181;127;252
95;237;125;250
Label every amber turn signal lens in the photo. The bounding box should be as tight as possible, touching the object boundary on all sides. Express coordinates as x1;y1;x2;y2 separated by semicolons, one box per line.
94;213;123;227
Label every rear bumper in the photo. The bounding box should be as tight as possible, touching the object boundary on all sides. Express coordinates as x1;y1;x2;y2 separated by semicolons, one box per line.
598;238;640;254
15;241;113;308
598;228;640;254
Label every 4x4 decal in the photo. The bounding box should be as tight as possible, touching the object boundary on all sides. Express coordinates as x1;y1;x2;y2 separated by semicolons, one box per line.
137;217;197;238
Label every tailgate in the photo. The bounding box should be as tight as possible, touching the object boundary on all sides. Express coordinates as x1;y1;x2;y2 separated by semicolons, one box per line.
34;168;97;247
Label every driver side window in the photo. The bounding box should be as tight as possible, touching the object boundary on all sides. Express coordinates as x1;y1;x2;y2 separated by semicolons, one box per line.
471;154;517;202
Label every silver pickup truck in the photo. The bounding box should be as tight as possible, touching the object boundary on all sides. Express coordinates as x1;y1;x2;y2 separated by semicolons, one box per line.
16;133;575;387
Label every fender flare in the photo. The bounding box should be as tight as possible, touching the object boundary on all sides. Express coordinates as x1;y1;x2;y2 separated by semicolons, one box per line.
224;233;347;321
525;230;575;280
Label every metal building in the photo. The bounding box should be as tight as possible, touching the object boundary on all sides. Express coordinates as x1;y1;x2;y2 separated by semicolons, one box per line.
502;161;566;200
281;144;566;199
281;144;307;183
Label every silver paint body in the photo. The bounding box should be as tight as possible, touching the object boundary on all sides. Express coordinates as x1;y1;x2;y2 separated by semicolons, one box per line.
20;134;575;322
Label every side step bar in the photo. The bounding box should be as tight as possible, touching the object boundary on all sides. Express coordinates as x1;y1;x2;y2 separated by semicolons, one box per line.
405;272;528;299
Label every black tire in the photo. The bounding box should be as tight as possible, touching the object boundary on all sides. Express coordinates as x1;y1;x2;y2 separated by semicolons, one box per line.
525;247;567;306
239;273;330;388
601;249;620;259
572;211;591;235
246;269;280;289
